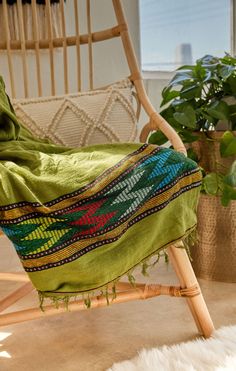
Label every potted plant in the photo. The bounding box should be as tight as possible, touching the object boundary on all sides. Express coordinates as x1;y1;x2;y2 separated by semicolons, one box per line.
149;54;236;282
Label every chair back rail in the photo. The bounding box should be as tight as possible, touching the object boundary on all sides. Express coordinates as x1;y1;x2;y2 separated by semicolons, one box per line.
0;0;186;152
0;0;123;97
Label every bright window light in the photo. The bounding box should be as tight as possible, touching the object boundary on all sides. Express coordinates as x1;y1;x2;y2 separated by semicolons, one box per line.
0;332;11;342
0;351;11;359
140;0;231;71
0;332;12;359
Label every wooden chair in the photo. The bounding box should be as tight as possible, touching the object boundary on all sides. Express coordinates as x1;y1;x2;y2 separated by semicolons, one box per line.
0;0;214;337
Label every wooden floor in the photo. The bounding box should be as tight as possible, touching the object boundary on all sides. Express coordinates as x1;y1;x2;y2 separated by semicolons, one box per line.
0;236;236;371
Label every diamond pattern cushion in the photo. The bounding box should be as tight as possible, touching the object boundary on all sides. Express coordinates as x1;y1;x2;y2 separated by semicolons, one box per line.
12;79;137;147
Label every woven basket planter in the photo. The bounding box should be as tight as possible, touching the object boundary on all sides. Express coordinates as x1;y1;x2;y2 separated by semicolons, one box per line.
190;132;236;282
191;194;236;282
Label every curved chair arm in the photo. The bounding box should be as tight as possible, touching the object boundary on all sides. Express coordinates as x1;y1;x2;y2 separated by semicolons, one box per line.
112;0;186;155
134;79;187;155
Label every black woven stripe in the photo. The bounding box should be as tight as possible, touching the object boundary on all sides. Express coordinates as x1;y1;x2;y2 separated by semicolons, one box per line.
23;181;201;272
0;144;148;212
0;145;159;223
18;169;200;260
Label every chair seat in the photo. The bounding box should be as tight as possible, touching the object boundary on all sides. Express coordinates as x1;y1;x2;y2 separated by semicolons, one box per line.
0;136;201;302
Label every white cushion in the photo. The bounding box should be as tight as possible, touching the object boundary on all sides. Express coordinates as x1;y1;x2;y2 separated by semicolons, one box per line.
12;79;137;147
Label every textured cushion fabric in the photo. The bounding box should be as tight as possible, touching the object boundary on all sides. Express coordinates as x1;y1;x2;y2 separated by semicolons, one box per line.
12;79;137;147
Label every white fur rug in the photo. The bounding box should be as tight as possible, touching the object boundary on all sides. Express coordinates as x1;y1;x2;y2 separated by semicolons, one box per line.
107;326;236;371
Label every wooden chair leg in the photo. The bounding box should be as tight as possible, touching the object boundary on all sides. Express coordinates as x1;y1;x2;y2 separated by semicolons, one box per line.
168;242;214;338
0;282;34;313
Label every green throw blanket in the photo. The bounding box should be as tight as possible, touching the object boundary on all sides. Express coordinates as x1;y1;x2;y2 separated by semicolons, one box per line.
0;77;201;305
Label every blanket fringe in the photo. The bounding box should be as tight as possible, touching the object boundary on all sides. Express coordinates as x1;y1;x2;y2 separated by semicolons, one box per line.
37;228;197;311
182;228;197;262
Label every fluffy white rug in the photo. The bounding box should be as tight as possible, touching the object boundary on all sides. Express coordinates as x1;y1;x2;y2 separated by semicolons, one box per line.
107;326;236;371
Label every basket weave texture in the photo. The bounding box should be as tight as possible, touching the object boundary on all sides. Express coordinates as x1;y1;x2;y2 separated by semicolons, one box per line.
191;194;236;282
190;131;236;282
191;131;235;173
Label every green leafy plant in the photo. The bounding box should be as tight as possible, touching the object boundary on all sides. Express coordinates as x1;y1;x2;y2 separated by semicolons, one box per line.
148;54;236;206
202;131;236;206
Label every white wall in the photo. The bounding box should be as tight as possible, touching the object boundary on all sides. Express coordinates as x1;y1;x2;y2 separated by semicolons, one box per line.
0;0;140;98
66;0;141;92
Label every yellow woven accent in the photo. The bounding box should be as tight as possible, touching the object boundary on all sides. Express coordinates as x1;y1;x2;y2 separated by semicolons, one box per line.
21;217;69;253
0;145;155;220
21;172;200;269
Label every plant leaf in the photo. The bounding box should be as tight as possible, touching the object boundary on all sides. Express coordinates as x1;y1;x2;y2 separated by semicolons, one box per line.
179;130;199;143
148;131;168;145
205;100;230;121
198;55;219;66
173;105;196;128
224;161;236;187
180;85;201;99
168;72;193;88
220;131;234;155
161;89;180;107
221;54;236;66
202;173;219;195
218;64;235;80
229;104;236;129
187;148;199;162
177;65;195;71
223;138;236;156
221;184;236;206
220;131;236;157
227;75;236;93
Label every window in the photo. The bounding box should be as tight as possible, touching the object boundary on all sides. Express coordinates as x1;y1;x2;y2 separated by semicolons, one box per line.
140;0;232;72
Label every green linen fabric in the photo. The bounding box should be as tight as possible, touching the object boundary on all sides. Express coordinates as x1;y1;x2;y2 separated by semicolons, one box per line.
0;76;202;303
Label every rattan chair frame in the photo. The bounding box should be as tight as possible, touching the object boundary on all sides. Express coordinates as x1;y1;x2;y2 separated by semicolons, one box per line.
0;0;214;338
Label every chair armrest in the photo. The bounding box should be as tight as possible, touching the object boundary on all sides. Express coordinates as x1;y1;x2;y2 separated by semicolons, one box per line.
131;78;187;155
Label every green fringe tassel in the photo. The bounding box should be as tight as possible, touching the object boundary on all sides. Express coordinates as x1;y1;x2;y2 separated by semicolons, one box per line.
37;250;169;312
164;251;169;264
127;271;136;287
84;295;91;309
182;228;197;262
37;227;197;312
38;291;45;312
151;253;161;267
141;261;149;277
112;283;117;301
105;286;110;306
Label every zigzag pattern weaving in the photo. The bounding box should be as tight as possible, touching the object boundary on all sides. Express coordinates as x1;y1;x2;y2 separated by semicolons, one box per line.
1;146;201;273
0;75;202;298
